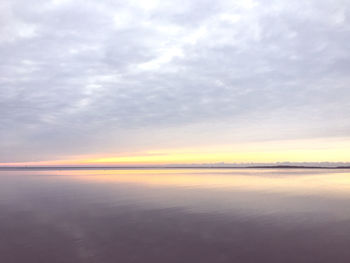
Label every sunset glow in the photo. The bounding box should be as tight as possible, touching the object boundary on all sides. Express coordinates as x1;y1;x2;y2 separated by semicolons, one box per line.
2;137;350;166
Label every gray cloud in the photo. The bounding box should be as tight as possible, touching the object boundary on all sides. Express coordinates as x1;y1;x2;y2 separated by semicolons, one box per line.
1;0;350;162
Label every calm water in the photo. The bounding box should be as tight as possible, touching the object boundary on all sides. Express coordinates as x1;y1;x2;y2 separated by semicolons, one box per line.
1;168;350;263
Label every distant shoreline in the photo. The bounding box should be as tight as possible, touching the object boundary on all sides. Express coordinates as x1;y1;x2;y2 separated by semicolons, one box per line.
1;165;350;170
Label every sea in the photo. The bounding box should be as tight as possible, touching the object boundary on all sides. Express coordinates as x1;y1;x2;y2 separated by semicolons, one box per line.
1;168;350;262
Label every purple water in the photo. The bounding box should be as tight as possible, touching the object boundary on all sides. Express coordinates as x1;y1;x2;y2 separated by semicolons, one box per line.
1;168;350;262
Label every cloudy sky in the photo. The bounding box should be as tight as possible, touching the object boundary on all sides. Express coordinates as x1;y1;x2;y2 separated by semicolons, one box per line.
1;0;350;165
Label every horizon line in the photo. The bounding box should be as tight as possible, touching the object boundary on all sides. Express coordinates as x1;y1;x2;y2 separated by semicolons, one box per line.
1;164;350;170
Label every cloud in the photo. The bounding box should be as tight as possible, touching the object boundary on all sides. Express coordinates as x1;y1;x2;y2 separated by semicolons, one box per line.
1;0;350;162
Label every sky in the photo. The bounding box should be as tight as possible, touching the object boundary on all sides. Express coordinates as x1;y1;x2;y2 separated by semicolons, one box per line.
1;0;350;165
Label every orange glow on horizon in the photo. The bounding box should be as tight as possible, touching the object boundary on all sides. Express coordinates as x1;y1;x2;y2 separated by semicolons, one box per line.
1;137;350;166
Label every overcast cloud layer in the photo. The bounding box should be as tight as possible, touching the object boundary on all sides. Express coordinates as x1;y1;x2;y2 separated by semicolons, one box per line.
1;0;350;162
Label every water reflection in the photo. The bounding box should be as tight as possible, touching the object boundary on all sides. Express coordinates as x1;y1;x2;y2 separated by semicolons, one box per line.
0;169;350;262
58;168;350;197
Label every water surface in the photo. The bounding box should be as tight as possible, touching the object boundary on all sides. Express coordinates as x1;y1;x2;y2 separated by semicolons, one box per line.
1;168;350;262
